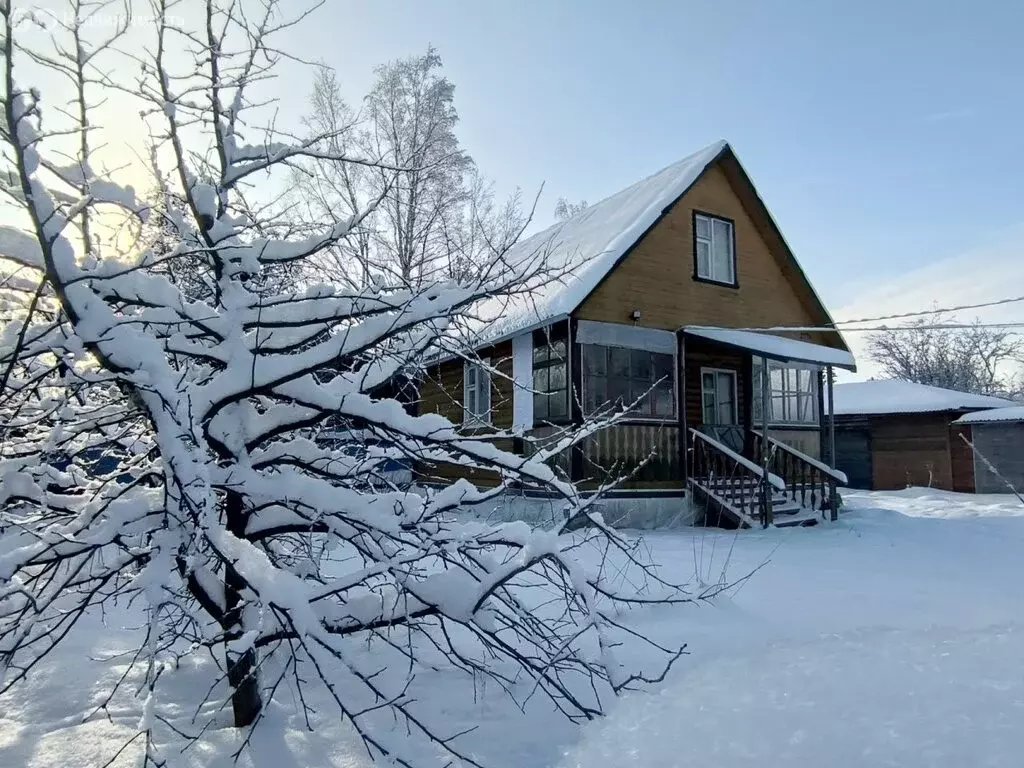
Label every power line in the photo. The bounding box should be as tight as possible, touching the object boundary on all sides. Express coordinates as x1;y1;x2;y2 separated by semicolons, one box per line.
717;322;1024;334
830;295;1024;327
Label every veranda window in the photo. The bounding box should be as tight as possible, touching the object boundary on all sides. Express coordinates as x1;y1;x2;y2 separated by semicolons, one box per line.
753;361;819;425
582;345;675;419
463;359;492;425
533;338;568;422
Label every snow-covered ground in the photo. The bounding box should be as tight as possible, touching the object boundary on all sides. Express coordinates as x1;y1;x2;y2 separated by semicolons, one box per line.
2;488;1023;767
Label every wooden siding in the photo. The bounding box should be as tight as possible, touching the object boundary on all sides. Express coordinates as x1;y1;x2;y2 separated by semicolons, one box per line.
970;422;1024;494
574;163;842;351
870;414;953;491
416;341;515;487
581;423;681;490
772;428;821;461
949;423;976;493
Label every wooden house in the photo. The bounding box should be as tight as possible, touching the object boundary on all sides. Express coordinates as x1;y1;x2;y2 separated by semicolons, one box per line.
418;140;856;528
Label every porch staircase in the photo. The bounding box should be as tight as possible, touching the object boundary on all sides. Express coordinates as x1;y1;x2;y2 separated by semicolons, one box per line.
688;429;846;529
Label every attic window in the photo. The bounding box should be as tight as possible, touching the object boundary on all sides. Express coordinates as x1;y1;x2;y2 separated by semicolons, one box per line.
693;212;736;286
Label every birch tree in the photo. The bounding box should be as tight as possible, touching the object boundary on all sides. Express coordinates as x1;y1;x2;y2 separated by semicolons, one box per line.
0;2;699;764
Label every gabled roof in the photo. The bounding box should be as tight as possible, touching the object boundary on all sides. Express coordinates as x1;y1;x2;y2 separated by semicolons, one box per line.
471;140;727;345
469;139;846;354
830;380;1015;416
955;405;1024;425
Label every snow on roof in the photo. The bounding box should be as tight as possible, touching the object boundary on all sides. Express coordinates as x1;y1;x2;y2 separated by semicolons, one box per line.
684;327;856;370
470;140;729;345
830;380;1015;416
954;405;1024;425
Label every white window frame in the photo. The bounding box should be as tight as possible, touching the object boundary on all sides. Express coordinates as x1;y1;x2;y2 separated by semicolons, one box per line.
694;212;736;285
463;358;492;426
700;367;738;425
753;360;820;426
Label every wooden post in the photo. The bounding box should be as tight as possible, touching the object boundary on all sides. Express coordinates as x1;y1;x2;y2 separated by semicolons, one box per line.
568;319;584;484
760;355;773;527
827;364;838;521
678;333;688;489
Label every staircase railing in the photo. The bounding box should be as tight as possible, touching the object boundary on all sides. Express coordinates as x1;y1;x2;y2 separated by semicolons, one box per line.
752;431;848;521
689;428;785;527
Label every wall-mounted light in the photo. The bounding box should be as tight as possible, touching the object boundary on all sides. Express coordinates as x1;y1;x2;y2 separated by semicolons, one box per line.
630;309;642;323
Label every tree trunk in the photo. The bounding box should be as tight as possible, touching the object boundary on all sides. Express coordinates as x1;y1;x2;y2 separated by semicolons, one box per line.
224;489;263;727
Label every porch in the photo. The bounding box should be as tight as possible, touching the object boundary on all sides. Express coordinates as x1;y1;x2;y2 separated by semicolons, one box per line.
572;320;856;527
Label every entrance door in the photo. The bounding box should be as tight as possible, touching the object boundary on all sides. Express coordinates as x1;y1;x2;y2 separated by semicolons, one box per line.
700;368;743;452
835;427;872;489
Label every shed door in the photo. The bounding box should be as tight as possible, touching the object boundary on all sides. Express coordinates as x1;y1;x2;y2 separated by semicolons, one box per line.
835;428;872;490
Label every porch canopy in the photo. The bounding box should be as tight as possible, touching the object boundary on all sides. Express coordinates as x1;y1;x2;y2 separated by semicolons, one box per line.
682;327;857;372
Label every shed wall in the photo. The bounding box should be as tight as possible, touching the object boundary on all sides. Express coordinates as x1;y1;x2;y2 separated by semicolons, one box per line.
870;414;953;491
970;422;1024;494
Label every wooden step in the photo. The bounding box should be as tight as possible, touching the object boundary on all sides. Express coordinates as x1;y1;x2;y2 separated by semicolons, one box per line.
773;508;823;527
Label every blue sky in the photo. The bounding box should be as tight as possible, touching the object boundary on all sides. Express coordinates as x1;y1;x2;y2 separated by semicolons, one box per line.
281;0;1024;315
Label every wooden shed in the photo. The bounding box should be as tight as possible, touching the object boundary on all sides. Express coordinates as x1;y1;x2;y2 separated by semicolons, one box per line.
953;406;1024;494
829;381;1014;492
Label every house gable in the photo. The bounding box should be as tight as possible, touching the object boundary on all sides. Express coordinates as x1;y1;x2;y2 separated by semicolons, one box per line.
575;156;843;350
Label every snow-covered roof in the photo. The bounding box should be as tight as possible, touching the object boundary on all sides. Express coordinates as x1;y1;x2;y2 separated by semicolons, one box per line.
954;405;1024;425
830;380;1015;416
470;140;729;345
684;327;856;370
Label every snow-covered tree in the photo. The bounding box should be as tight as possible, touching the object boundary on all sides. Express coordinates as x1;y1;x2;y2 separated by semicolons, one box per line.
867;312;1023;398
554;197;588;221
0;2;700;764
291;49;499;289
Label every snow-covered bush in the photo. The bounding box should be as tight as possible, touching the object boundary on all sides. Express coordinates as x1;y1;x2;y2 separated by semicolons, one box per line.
0;2;698;764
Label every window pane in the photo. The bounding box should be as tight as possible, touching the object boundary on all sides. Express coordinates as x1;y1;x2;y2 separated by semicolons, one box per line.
533;344;548;364
716;372;733;407
548;363;566;392
785;393;799;421
695;215;710;239
608;377;629;406
630;349;652;380
717;374;735;424
585;375;605;413
654;384;674;417
533;367;548;392
548;392;568;420
772;394;785;420
712;219;733;282
702;393;716;424
609;347;630;377
696;240;710;278
479;369;490;417
584;345;606;376
550;339;566;359
629;380;651;408
798;393;814;422
534;392;548;420
652;353;673;382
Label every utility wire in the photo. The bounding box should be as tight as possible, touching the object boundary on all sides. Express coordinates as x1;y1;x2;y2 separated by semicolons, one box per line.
689;295;1024;335
829;295;1024;327
715;322;1024;334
